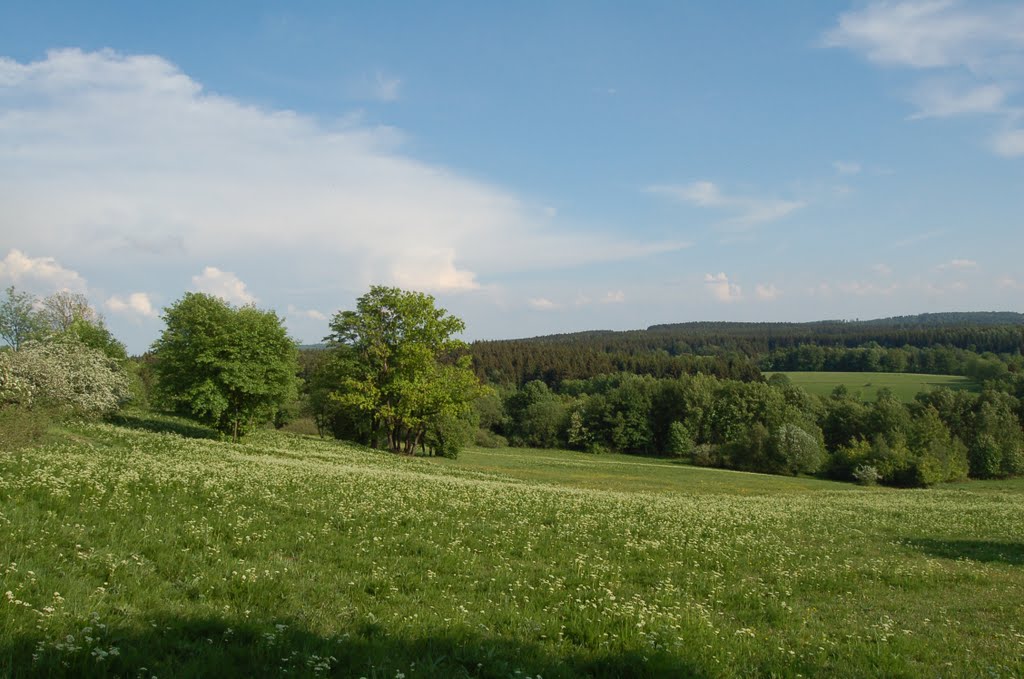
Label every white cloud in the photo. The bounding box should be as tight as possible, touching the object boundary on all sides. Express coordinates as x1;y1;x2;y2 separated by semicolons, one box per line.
371;72;401;102
754;283;780;301
892;229;947;248
601;290;626;304
0;249;87;292
704;272;743;303
391;248;480;292
0;49;686;302
528;297;559;311
992;128;1024;156
105;292;157;318
648;181;804;229
832;160;862;175
823;1;1024;70
908;81;1009;119
824;2;1024;156
938;258;977;270
998;275;1022;290
192;266;256;305
837;280;899;296
287;304;327;321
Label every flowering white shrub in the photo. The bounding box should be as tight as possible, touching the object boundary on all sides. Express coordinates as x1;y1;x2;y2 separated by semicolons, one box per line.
0;351;34;408
6;339;130;417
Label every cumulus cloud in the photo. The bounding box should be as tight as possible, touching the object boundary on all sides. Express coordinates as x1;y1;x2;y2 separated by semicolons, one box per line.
601;290;626;304
105;292;157;318
647;181;804;229
0;249;88;292
755;283;780;301
704;272;743;303
528;297;559;311
390;248;480;292
286;304;327;321
192;266;256;305
0;49;686;300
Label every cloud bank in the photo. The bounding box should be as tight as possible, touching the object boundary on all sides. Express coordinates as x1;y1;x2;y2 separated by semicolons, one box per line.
0;49;686;299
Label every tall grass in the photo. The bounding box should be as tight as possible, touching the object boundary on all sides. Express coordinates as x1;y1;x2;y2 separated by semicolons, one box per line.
2;419;1023;677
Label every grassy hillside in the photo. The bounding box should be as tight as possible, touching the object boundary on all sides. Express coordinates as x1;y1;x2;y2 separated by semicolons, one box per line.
3;418;1023;677
767;371;977;402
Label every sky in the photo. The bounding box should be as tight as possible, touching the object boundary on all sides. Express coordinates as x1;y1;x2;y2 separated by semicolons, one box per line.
1;1;1023;353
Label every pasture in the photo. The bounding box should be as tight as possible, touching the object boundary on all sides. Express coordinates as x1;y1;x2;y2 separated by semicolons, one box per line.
2;418;1023;677
767;371;977;402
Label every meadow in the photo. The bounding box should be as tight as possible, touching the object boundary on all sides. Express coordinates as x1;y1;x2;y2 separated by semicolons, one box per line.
766;372;977;402
2;417;1023;677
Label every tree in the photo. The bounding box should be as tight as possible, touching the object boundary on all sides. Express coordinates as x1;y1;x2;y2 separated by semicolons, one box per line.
152;293;299;441
325;286;480;454
0;286;44;350
39;291;99;333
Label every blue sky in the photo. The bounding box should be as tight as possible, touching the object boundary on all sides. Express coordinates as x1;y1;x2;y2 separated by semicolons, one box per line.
1;1;1022;353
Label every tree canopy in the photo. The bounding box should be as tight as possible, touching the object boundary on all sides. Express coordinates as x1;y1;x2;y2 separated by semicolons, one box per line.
152;292;299;441
325;286;480;454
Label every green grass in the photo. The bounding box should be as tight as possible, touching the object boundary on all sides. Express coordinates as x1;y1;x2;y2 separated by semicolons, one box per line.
768;371;978;402
2;416;1023;677
437;446;854;495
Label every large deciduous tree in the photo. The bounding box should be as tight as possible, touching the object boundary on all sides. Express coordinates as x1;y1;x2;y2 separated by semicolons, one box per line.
326;286;480;454
0;286;45;350
152;293;299;441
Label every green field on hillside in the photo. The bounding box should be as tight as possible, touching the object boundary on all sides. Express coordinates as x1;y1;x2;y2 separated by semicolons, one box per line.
767;371;978;402
3;418;1023;677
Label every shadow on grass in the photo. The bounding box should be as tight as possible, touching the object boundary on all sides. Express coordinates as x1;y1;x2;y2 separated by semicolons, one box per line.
0;613;708;678
107;412;220;440
907;538;1024;565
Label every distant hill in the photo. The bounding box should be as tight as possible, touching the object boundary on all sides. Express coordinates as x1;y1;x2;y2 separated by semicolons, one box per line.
471;312;1024;386
648;312;1024;334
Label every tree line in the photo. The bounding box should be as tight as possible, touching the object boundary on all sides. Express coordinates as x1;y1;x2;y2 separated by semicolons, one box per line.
454;371;1024;487
5;283;1024;488
472;315;1024;387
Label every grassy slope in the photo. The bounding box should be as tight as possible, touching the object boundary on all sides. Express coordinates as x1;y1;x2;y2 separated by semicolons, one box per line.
1;419;1022;678
767;371;977;402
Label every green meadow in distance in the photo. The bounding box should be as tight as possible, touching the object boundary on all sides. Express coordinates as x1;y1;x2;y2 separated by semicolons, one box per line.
765;371;978;403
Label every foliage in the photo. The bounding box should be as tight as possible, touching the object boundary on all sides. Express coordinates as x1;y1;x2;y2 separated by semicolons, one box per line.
773;423;825;475
0;286;45;350
325;286;481;454
151;293;299;441
3;337;130;418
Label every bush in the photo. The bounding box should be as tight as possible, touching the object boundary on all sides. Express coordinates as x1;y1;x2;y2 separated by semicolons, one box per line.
773;423;825;475
665;421;694;458
852;464;881;486
474;428;509;448
4;338;130;418
691;443;724;467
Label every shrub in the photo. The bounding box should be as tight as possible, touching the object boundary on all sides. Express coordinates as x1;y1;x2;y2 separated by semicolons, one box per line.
665;421;694;458
6;338;130;418
474;428;508;448
691;443;723;468
773;423;825;475
852;464;881;486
